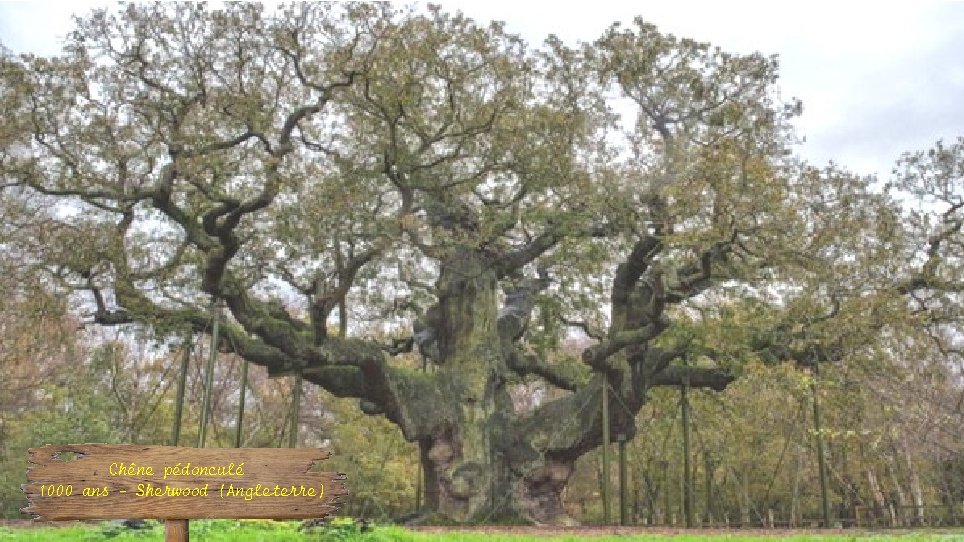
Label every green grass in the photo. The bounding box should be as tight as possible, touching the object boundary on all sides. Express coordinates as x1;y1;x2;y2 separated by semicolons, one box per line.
386;532;964;542
386;534;964;542
1;521;963;541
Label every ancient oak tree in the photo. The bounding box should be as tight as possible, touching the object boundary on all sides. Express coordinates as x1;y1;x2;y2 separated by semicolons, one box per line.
3;4;946;524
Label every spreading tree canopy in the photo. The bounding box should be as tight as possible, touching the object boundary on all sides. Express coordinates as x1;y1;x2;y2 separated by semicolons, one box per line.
1;3;960;523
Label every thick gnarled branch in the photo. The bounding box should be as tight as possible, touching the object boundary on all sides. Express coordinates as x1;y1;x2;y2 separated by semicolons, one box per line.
651;365;735;391
507;350;586;392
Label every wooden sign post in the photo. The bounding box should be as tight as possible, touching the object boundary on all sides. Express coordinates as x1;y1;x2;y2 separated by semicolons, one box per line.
22;444;347;542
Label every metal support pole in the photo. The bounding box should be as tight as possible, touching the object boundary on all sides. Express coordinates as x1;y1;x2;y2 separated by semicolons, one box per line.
415;457;422;511
415;358;426;512
601;378;611;524
198;302;221;448
171;334;192;446
704;452;715;527
618;433;628;525
288;372;302;448
660;460;670;525
681;362;693;528
234;358;249;448
811;364;832;528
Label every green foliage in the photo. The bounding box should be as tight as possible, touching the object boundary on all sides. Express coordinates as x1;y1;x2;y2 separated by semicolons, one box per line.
319;390;419;520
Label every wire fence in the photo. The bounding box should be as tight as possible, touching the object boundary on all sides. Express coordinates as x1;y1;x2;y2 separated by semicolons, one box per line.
596;503;964;529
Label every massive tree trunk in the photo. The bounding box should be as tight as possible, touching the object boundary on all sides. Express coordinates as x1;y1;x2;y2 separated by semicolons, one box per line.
407;250;582;523
400;243;733;524
414;252;514;521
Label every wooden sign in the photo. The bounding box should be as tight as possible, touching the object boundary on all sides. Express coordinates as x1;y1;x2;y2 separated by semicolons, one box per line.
22;444;348;521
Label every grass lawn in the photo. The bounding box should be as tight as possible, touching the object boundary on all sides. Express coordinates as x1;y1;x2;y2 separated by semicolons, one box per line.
1;521;963;541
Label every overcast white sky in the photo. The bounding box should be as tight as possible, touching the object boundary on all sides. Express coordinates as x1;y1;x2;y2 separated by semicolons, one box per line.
2;1;962;178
